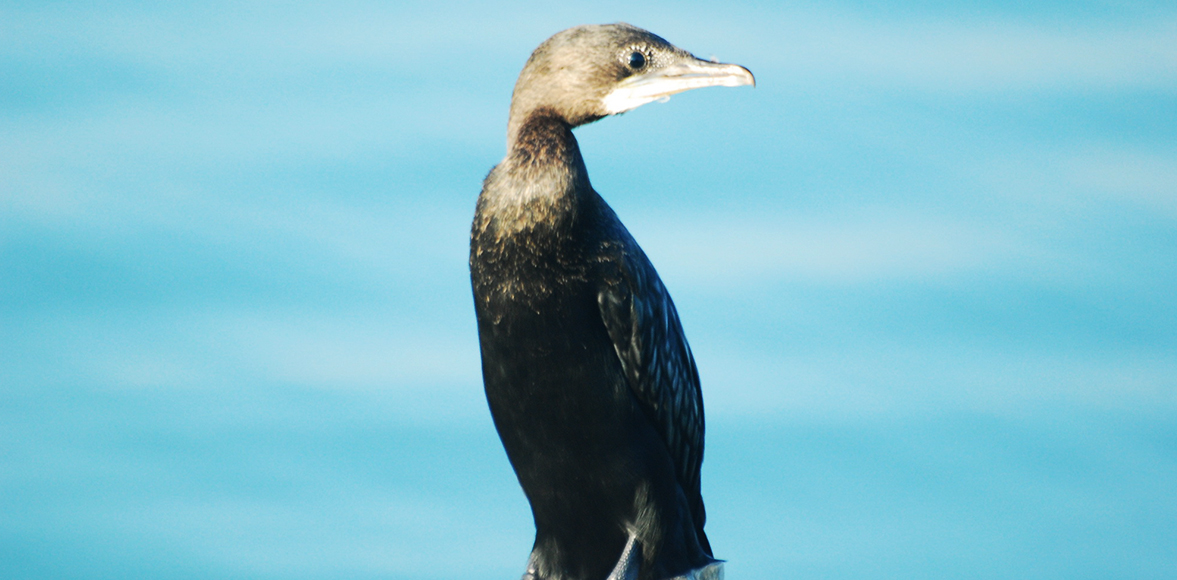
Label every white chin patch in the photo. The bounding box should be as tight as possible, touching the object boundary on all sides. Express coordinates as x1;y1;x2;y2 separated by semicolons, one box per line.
602;87;671;115
601;68;752;115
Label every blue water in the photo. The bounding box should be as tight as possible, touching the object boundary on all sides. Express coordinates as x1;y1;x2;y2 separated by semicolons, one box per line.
5;387;1174;578
3;1;1176;578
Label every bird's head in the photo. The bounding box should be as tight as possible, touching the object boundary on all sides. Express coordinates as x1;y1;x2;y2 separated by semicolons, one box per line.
507;23;754;135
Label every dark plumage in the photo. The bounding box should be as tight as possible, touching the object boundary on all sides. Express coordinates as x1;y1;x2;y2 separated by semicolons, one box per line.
469;23;753;580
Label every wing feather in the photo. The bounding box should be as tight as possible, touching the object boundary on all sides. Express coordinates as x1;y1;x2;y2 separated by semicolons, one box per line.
597;245;708;552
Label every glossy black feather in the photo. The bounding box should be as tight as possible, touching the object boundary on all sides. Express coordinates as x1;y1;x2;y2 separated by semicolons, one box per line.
595;215;709;555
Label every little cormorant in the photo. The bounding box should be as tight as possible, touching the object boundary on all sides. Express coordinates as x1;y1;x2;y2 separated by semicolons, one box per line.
470;23;753;580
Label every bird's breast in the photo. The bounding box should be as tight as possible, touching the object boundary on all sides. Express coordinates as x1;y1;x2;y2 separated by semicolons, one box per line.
471;220;595;309
470;224;629;413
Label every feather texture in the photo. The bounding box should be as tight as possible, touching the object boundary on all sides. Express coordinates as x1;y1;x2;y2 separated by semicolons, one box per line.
596;215;709;555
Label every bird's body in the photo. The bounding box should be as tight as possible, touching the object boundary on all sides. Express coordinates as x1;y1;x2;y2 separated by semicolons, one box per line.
470;24;751;580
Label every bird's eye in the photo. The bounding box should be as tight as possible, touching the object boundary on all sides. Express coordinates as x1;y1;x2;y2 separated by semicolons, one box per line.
627;51;646;70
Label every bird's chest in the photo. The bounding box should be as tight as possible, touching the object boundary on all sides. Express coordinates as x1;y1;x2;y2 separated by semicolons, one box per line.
470;226;623;391
471;235;638;470
471;227;598;321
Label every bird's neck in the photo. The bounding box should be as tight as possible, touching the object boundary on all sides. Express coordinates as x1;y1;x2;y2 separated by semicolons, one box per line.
476;109;593;238
504;108;588;178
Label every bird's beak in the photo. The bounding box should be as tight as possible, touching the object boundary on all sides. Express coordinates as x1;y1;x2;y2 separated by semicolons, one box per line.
602;55;755;115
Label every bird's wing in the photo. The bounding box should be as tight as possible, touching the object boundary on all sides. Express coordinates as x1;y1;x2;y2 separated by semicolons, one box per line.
597;243;708;540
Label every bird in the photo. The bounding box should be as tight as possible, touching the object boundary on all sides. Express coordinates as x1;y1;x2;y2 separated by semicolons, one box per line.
469;23;753;580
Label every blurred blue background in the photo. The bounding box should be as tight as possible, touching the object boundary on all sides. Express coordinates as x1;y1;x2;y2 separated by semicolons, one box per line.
2;1;1175;578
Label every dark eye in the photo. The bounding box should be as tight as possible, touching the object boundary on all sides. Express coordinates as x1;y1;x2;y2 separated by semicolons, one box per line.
627;51;646;69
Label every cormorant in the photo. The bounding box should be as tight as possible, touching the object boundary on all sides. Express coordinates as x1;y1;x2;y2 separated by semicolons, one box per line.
470;23;753;580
